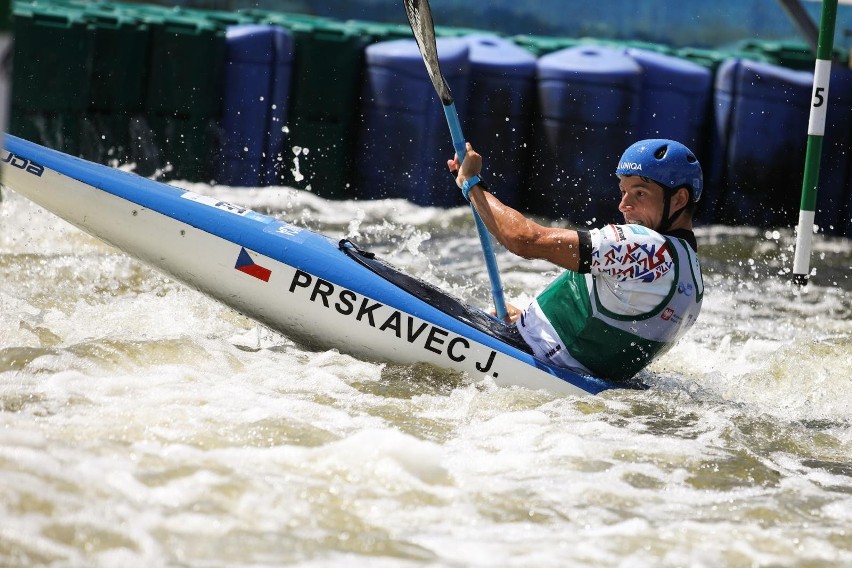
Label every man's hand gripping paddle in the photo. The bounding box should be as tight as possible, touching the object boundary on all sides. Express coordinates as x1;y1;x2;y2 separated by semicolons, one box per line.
402;0;509;320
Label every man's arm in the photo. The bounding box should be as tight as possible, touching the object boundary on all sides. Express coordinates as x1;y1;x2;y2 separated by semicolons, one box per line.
449;144;587;272
468;188;586;272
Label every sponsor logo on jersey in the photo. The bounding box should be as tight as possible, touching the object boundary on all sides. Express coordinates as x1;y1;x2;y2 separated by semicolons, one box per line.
595;240;672;282
660;307;682;323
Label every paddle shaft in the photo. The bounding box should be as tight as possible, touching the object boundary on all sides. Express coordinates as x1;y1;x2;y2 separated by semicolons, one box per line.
792;0;838;286
403;0;508;320
443;103;509;320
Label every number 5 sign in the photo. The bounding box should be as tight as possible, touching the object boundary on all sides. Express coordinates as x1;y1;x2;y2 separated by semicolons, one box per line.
808;59;832;136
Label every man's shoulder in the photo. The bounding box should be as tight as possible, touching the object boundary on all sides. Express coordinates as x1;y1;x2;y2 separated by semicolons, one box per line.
591;223;667;245
589;224;676;282
591;224;697;251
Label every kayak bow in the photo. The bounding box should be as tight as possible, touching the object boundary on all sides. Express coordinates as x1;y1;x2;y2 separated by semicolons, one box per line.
2;135;623;396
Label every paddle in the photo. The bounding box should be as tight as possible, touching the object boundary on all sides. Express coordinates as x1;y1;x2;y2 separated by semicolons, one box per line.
402;0;508;320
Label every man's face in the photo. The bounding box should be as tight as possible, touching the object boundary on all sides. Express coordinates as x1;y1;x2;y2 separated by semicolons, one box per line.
617;176;666;228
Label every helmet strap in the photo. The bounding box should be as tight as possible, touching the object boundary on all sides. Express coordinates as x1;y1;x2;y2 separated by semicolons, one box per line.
656;187;686;233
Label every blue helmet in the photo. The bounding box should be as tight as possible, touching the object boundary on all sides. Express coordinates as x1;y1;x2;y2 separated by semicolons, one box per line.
615;139;703;202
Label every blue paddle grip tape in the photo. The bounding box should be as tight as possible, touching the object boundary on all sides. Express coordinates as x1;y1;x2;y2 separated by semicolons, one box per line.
443;103;467;163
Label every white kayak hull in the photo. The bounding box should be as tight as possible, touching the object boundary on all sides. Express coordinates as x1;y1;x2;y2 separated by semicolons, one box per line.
2;135;622;396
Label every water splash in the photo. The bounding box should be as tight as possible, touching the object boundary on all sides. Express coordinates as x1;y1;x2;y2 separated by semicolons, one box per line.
2;184;851;567
290;145;309;184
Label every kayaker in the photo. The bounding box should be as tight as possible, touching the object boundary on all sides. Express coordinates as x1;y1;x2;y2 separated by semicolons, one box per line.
448;139;704;382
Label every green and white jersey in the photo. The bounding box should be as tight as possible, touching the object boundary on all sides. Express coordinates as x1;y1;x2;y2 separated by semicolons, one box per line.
516;224;703;381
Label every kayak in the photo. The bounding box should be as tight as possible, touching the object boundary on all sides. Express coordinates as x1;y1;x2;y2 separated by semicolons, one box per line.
1;134;627;396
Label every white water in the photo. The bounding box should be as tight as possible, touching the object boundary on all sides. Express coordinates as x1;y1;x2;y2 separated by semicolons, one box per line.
1;184;851;567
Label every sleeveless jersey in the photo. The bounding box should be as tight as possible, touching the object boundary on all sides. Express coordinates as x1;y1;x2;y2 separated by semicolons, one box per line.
516;224;703;381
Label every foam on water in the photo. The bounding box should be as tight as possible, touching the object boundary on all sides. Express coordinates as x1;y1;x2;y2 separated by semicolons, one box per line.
2;185;851;567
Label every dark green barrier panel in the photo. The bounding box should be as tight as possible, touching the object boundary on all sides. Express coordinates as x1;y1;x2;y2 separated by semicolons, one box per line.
146;113;220;183
243;11;336;29
117;6;224;118
13;1;161;169
85;9;149;113
113;4;257;181
80;7;151;165
11;3;94;155
344;19;412;44
735;39;849;71
13;1;147;111
434;24;494;38
675;47;732;71
247;11;371;197
117;6;225;181
584;37;675;55
508;35;581;57
196;8;256;29
11;4;92;111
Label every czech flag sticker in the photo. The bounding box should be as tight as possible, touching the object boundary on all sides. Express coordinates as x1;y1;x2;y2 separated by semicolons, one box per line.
235;247;272;282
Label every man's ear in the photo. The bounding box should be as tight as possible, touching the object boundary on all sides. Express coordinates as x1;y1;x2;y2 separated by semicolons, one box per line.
672;186;691;209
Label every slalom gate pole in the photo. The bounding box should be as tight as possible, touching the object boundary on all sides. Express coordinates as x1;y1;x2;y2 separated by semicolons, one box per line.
792;0;839;287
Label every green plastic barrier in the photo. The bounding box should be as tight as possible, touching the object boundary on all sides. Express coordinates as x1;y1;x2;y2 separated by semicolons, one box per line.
676;46;772;71
585;37;676;55
80;6;151;164
509;34;582;56
735;39;848;71
11;3;92;113
112;5;225;181
12;1;157;166
10;2;94;156
344;19;412;44
434;24;494;38
247;10;371;197
85;8;149;113
196;8;256;30
133;10;224;118
243;11;336;29
675;47;732;70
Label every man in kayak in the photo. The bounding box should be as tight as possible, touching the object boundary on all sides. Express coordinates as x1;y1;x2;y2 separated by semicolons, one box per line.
448;139;704;382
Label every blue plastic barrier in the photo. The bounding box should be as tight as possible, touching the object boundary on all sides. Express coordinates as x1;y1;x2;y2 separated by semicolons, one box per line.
261;28;295;186
463;35;536;208
625;48;714;222
218;24;294;186
819;67;852;237
356;38;470;206
714;59;812;227
530;45;642;224
627;48;712;157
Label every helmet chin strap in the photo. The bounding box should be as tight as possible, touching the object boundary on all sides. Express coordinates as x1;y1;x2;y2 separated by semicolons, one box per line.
655;187;687;233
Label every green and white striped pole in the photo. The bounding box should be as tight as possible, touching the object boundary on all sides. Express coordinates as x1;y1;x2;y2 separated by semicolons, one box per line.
792;0;839;287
